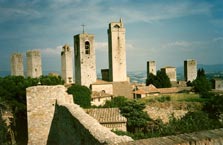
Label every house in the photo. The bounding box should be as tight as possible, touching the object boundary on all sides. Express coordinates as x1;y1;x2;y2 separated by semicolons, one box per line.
85;108;127;131
91;91;113;106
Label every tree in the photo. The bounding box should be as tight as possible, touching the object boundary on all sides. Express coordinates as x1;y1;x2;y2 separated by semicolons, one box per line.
120;100;151;133
103;96;128;108
40;75;64;85
192;68;211;94
67;84;91;108
203;93;223;119
146;71;171;88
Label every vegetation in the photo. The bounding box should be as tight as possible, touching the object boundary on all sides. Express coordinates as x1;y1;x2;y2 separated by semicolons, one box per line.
104;96;151;133
192;68;211;94
0;75;64;144
109;92;223;140
146;70;171;88
67;84;91;108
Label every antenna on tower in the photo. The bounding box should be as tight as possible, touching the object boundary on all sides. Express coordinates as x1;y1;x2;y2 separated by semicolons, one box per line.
81;24;86;34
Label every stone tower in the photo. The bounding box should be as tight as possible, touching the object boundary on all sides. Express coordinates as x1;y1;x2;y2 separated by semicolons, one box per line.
161;66;177;82
184;59;197;82
108;18;127;82
61;44;73;84
26;50;42;78
147;61;156;78
74;33;96;87
11;53;24;76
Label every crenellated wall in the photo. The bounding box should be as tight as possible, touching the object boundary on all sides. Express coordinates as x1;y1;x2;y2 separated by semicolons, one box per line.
26;85;133;145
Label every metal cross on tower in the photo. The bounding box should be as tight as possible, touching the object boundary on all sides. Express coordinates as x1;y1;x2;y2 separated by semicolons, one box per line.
81;24;85;34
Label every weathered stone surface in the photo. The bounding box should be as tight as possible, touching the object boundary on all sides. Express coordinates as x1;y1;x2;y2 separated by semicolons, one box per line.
27;85;133;145
115;128;223;145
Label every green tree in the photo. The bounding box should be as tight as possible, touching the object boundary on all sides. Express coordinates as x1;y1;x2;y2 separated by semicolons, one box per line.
146;71;171;88
120;100;151;133
192;68;211;94
67;84;91;108
103;96;128;108
203;93;223;119
40;75;64;85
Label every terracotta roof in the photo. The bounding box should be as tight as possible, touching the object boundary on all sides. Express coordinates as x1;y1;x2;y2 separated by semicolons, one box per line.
85;108;127;123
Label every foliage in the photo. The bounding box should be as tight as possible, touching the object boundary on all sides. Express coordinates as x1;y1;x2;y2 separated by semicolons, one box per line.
156;96;171;102
120;100;151;133
103;96;151;133
203;93;223;119
0;75;65;144
146;70;171;88
40;75;64;85
67;84;91;108
103;96;128;108
192;68;211;94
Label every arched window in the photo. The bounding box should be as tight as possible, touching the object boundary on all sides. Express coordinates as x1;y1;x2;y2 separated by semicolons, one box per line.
85;41;90;54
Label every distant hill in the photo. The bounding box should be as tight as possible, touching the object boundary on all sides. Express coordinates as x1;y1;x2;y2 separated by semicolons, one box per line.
177;64;223;74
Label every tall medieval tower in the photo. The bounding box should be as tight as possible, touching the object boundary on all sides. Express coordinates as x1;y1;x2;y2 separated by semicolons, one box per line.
61;44;73;84
26;50;42;78
108;18;127;82
74;33;96;87
11;53;24;76
184;59;197;82
147;61;156;78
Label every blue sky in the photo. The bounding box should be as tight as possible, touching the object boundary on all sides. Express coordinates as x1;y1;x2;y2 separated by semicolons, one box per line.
0;0;223;74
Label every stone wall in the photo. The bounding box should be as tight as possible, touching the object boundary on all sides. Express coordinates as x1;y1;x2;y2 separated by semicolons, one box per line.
117;128;223;145
26;85;132;145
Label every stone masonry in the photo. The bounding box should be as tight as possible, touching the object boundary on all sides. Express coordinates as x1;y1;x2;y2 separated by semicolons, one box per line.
61;44;73;84
184;59;197;82
74;33;97;87
10;53;24;76
26;50;42;78
26;85;132;145
108;18;127;82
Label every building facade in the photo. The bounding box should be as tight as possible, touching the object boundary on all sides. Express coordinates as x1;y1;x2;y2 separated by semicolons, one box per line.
26;50;42;78
147;61;156;78
184;59;197;82
161;66;177;82
11;53;24;76
61;44;73;84
74;33;96;87
108;18;127;82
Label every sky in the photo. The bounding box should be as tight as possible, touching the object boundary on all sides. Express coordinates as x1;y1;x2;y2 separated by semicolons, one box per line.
0;0;223;74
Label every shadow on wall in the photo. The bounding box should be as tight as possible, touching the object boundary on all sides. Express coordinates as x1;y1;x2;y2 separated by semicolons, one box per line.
47;103;101;145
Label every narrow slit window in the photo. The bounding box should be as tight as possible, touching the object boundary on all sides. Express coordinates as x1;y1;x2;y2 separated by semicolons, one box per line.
85;41;90;54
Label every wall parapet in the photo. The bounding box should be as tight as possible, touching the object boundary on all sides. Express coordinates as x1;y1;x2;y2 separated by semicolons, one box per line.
26;85;132;145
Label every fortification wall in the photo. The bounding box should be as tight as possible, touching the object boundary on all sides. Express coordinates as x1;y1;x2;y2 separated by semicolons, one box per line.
26;85;132;145
117;128;223;145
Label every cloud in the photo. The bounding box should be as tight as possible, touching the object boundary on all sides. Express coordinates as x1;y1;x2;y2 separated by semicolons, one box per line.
165;41;193;48
95;42;107;51
40;46;62;56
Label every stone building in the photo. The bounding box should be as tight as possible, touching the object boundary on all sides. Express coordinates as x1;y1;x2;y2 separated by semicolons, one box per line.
85;108;127;131
26;50;42;78
184;59;197;82
61;44;73;84
10;53;24;76
147;61;156;78
161;66;177;82
108;18;127;82
212;78;223;90
74;33;96;87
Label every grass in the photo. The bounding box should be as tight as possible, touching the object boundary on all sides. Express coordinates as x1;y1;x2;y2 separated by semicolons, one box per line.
140;93;202;104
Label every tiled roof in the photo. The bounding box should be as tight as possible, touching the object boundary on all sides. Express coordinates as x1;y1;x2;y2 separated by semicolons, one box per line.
85;108;127;123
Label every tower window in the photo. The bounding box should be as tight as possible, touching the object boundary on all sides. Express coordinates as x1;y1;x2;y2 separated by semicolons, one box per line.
85;41;90;54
